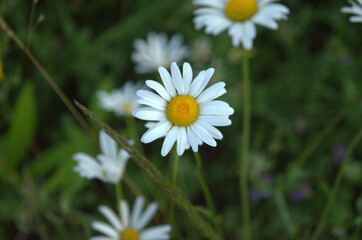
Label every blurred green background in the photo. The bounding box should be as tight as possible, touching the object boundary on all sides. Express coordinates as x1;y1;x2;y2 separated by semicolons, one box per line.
0;0;361;239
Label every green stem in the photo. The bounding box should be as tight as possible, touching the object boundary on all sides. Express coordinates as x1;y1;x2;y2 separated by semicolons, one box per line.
194;152;215;214
310;127;362;240
194;152;223;235
294;94;361;168
170;149;180;234
239;49;251;240
116;182;123;218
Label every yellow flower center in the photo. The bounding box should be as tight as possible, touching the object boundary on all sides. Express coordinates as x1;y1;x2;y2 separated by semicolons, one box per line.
122;102;133;114
120;228;139;240
225;0;258;22
166;95;199;127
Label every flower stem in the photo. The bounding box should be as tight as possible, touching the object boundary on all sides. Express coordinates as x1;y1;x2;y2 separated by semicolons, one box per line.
194;152;215;213
170;149;180;234
240;49;251;240
194;152;222;235
116;182;123;218
310;127;362;240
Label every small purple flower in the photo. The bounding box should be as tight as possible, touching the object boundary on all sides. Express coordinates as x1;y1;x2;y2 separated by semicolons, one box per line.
248;189;270;205
290;183;311;202
333;145;347;165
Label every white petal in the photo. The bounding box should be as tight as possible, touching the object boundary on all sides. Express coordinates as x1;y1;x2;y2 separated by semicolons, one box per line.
228;23;244;47
196;82;226;103
198;115;231;126
351;16;362;22
136;202;158;230
99;130;117;160
161;126;179;157
194;68;215;97
190;123;217;147
72;153;103;180
137;99;165;111
158;67;176;97
189;70;206;97
92;222;118;238
200;101;234;116
196;120;223;140
176;127;188;156
183;62;193;94
98;206;122;231
132;107;166;121
186;126;199;152
141;120;172;143
140;225;171;239
137;90;167;109
145;80;172;101
120;200;130;227
131;196;145;228
193;0;225;9
90;236;113;240
171;62;184;95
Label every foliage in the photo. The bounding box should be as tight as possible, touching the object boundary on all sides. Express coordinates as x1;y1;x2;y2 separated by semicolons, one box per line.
0;0;361;239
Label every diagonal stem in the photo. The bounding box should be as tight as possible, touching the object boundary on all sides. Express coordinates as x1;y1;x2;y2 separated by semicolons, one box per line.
0;17;97;143
240;49;251;240
310;126;362;240
75;101;222;240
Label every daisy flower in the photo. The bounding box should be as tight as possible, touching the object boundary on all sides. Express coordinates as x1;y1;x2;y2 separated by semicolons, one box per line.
133;62;234;157
91;196;171;240
193;0;290;49
341;0;362;23
73;130;130;184
97;82;140;117
132;32;189;74
191;36;213;63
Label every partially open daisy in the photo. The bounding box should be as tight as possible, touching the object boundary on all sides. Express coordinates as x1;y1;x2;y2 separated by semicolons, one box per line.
193;0;290;49
97;81;140;117
132;32;189;74
91;196;171;240
72;130;130;184
132;62;234;157
341;0;362;23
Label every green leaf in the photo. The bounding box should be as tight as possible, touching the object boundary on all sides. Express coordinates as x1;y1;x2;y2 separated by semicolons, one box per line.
6;82;37;168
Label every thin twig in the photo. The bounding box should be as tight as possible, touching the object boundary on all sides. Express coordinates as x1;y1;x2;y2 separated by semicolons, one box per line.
0;17;97;143
74;100;223;240
310;126;362;240
294;94;362;168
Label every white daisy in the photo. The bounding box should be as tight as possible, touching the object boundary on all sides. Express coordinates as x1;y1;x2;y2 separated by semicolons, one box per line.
193;0;290;49
97;82;140;117
131;32;189;74
191;36;213;63
341;0;362;23
91;196;171;240
73;130;130;184
132;62;234;157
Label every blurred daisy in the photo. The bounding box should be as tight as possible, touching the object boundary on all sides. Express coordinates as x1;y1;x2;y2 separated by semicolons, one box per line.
73;130;130;184
341;0;362;23
97;82;140;117
191;36;213;63
193;0;290;49
92;196;171;240
133;62;234;157
132;32;189;74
